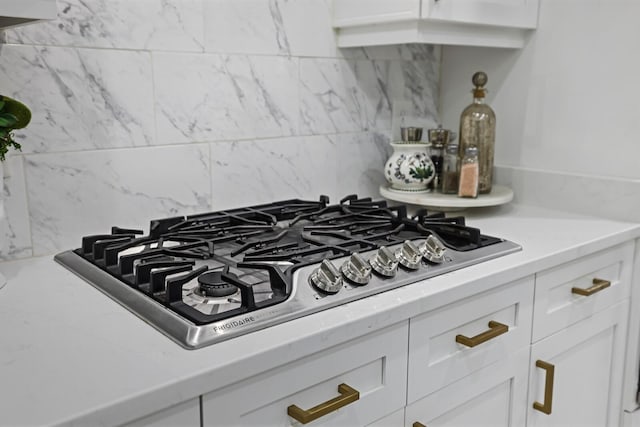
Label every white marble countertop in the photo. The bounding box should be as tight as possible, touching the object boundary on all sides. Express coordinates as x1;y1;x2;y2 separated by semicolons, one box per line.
1;204;639;427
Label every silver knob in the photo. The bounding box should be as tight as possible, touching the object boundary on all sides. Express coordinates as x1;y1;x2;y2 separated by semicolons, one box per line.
420;235;446;264
309;259;343;294
341;253;372;285
369;246;399;277
396;240;422;270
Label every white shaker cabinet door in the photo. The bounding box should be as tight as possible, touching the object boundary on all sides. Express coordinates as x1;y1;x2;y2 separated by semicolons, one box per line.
333;0;420;27
405;346;529;427
333;0;538;48
527;300;629;427
201;322;408;427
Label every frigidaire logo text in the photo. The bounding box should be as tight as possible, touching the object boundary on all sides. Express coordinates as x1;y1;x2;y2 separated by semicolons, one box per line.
212;316;256;332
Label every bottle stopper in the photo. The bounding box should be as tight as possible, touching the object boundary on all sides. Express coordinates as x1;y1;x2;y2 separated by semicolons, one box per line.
472;71;487;98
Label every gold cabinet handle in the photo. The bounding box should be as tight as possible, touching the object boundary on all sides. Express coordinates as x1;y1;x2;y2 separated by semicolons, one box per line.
533;360;555;415
455;321;509;348
287;383;360;424
572;278;611;296
413;423;427;427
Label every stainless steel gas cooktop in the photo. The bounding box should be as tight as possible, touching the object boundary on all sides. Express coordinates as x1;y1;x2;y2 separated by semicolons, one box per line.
54;195;521;349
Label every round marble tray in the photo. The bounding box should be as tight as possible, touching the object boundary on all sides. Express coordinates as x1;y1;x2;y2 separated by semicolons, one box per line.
379;184;514;212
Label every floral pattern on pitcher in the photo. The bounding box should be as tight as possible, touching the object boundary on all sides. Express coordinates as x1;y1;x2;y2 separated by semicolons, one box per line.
385;143;434;192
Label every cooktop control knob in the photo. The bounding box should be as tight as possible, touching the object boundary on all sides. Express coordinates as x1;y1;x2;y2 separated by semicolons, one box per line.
369;246;399;277
309;259;343;294
396;240;422;270
341;253;372;285
420;235;447;264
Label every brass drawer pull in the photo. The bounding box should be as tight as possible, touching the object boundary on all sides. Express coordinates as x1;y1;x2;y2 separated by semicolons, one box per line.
287;383;360;424
533;360;555;415
572;278;611;296
413;423;427;427
455;321;509;348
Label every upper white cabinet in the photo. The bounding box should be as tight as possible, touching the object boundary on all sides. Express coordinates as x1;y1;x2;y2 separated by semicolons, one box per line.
0;0;57;29
333;0;539;48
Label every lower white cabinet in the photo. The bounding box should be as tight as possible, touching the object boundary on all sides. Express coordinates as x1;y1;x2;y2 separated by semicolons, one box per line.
408;276;533;402
193;240;635;427
367;409;405;427
201;321;408;426
406;346;529;427
527;300;629;427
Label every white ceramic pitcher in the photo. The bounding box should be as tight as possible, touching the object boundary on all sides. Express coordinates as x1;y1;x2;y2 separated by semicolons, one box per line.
384;142;435;192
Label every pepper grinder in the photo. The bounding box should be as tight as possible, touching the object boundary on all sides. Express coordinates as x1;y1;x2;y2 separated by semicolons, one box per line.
427;125;451;192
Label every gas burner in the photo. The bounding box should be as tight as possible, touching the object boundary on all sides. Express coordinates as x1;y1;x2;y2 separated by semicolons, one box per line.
55;194;521;349
197;270;238;298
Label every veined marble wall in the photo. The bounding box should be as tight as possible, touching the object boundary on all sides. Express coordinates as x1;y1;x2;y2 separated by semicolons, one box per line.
0;0;440;260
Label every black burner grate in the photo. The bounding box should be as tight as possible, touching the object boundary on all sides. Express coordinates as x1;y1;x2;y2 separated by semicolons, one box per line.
72;195;503;325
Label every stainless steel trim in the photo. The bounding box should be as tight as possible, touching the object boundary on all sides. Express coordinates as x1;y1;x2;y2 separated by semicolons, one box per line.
55;239;521;349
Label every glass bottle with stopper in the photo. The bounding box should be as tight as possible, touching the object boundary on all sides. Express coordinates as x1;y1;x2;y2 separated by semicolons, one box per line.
458;71;496;194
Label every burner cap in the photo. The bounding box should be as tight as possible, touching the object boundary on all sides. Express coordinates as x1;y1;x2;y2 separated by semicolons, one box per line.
197;271;238;297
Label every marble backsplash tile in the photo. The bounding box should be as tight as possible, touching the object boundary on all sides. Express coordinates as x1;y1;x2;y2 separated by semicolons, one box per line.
0;0;441;259
0;156;32;261
343;44;441;61
299;59;391;134
4;0;205;52
210;135;338;210
389;60;440;127
203;0;337;58
335;131;392;199
0;44;156;153
153;53;299;144
24;144;211;255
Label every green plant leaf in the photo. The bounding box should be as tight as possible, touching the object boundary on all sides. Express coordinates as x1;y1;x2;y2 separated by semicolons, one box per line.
1;96;31;129
0;129;21;160
0;95;30;161
0;112;18;128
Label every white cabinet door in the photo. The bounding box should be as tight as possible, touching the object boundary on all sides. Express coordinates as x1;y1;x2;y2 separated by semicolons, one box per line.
422;0;539;29
532;241;633;342
333;0;537;48
367;409;405;427
528;300;629;427
201;322;408;427
408;276;533;402
405;346;529;426
333;0;420;27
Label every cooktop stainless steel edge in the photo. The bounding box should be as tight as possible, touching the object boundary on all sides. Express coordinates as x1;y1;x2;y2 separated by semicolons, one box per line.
55;238;521;349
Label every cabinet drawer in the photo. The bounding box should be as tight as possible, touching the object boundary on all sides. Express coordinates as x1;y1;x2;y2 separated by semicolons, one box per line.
407;276;534;403
367;409;405;427
201;321;408;427
532;241;633;342
405;346;529;427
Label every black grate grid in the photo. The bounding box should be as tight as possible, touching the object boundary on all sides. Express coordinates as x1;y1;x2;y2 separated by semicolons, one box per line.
73;195;501;325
